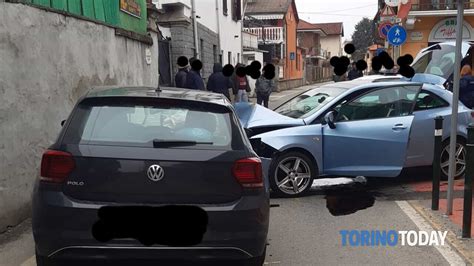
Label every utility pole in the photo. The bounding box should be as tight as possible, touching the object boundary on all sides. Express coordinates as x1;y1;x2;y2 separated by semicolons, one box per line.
191;0;200;59
447;0;464;215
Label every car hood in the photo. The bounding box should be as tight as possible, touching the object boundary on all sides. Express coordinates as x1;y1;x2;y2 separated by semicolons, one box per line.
233;102;305;129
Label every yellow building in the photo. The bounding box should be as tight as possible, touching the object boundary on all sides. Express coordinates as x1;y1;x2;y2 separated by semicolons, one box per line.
402;0;474;57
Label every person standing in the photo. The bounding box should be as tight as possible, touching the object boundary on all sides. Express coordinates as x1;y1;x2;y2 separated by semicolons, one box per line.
255;64;276;108
232;64;250;102
175;56;189;88
207;63;233;100
347;62;362;80
459;64;474;109
185;59;205;90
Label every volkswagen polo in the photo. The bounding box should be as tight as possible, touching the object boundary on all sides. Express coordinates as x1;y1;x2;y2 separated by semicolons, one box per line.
32;86;269;265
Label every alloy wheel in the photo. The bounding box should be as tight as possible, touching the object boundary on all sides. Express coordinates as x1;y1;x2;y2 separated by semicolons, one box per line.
440;143;466;177
274;156;312;195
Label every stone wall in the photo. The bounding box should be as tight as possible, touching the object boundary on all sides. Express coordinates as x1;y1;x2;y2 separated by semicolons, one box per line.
168;21;219;84
0;2;159;232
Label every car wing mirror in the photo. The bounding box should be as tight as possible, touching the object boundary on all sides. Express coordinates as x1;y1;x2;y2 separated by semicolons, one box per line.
61;120;66;127
324;111;336;129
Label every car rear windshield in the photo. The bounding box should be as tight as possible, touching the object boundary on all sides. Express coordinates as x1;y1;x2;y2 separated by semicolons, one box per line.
62;97;245;150
411;44;455;80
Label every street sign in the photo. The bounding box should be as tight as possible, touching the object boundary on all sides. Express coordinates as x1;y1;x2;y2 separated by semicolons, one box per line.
387;25;407;46
379;4;396;19
385;0;399;7
378;23;393;39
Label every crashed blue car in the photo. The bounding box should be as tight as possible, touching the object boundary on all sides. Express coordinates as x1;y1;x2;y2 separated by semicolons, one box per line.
235;79;473;197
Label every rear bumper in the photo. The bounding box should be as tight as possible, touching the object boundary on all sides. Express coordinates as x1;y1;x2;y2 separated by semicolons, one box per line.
32;184;269;262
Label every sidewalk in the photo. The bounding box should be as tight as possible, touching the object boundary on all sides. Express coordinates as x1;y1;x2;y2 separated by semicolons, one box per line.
409;179;474;264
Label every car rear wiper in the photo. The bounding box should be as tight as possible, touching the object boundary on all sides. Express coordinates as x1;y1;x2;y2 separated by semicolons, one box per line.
152;139;213;148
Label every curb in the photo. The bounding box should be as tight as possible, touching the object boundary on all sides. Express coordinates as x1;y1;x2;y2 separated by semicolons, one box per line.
409;200;473;265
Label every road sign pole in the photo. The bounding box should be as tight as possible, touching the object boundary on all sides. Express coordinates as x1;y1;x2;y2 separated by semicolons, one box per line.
462;124;473;238
432;116;444;211
447;0;464;215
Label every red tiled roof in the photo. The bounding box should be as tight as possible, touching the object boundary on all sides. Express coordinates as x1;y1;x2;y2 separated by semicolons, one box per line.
245;0;292;14
297;19;327;34
312;22;344;36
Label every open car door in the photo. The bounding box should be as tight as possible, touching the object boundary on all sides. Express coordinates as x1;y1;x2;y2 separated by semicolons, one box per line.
322;84;422;177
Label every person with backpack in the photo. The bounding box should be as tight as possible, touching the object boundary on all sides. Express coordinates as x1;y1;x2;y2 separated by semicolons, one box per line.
232;64;250;102
255;64;276;108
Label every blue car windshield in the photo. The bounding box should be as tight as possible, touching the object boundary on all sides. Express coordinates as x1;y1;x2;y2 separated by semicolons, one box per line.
274;87;346;119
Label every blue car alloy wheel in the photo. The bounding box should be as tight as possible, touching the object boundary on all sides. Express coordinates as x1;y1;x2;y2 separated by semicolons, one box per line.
269;151;316;197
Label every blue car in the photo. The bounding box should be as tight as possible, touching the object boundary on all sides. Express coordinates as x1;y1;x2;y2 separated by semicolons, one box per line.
235;79;473;197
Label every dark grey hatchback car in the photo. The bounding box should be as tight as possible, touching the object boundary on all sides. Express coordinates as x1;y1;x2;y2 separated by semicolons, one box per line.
32;86;269;266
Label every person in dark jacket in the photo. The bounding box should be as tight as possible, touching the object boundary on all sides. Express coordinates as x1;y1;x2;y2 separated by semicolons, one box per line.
207;63;233;100
255;64;276;108
459;64;474;109
185;59;205;90
175;56;189;88
347;62;362;80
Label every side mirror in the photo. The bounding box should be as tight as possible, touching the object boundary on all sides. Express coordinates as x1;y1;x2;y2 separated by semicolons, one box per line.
61;120;66;127
324;111;336;129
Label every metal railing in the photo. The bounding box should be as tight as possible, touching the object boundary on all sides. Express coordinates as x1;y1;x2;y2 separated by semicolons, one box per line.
243;27;284;44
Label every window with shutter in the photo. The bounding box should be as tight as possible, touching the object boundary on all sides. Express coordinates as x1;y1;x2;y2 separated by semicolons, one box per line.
223;0;228;16
232;0;242;21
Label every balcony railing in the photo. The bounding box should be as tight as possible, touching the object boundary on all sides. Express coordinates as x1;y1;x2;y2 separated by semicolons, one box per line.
243;27;284;44
242;31;259;49
411;0;474;11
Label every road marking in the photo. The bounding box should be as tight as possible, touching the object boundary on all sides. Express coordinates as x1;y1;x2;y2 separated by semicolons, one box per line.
20;255;36;266
396;201;466;266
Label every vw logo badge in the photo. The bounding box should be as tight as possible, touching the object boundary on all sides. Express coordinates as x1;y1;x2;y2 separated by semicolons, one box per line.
147;164;164;182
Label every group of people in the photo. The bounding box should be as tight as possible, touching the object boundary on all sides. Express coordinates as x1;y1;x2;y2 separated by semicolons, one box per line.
174;56;275;108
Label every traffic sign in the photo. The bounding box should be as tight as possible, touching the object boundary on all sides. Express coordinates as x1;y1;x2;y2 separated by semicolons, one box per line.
379;4;396;18
385;0;399;7
387;25;407;46
378;23;393;39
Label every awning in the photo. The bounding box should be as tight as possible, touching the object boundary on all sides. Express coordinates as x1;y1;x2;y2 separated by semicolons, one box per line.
247;14;284;20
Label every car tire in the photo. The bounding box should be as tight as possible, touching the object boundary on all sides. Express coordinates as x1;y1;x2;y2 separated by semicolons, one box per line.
269;151;316;197
440;138;466;180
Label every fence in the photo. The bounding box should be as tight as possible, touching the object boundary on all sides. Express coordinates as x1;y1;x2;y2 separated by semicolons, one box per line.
305;65;332;84
20;0;147;34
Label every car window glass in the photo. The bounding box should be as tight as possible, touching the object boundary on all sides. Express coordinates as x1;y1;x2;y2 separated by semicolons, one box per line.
412;45;455;79
65;98;241;150
406;91;449;111
335;86;419;122
274;87;346;119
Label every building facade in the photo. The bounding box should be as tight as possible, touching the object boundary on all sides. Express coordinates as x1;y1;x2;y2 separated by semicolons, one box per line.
157;0;243;84
313;22;344;59
243;0;304;89
401;0;474;57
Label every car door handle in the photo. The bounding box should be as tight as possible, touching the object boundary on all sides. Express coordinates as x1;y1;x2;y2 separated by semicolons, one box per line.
392;124;408;130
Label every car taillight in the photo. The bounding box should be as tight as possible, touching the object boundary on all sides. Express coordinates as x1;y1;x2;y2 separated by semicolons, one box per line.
233;157;263;188
40;150;75;183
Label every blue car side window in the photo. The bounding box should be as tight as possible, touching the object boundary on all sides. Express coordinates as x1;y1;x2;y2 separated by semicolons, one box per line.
335;86;420;122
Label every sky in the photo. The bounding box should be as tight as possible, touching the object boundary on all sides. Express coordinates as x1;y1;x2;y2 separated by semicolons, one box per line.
295;0;379;41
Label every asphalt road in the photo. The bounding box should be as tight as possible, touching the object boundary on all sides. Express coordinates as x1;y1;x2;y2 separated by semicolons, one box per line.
0;83;468;265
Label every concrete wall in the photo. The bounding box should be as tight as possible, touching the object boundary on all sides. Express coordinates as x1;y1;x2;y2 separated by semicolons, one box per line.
0;2;159;232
